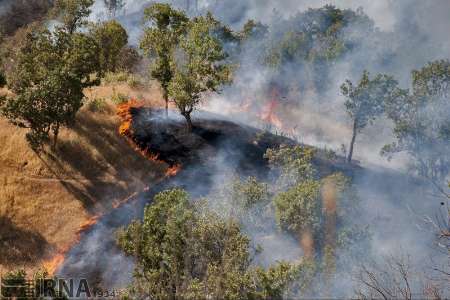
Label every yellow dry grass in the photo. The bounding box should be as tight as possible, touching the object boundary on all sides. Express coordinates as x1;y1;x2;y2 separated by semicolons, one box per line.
0;81;166;274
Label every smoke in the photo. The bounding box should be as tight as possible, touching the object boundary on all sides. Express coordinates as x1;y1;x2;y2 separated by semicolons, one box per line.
57;0;450;297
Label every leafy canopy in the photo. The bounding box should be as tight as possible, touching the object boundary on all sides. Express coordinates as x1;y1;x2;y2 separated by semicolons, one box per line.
90;20;128;73
168;14;230;129
117;188;303;299
53;0;94;34
0;26;100;149
140;3;188;102
383;60;450;181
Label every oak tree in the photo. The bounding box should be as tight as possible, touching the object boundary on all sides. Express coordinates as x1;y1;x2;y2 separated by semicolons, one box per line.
140;3;188;116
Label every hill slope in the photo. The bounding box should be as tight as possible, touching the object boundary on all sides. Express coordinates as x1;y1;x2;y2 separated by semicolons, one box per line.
0;82;167;273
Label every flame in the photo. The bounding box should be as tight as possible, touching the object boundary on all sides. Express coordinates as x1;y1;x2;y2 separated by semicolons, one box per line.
42;184;152;275
117;99;143;136
42;216;100;275
165;164;181;177
112;191;138;209
42;252;67;276
259;88;285;130
117;99;184;178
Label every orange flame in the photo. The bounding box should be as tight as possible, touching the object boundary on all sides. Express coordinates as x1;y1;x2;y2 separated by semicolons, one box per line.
165;164;181;177
117;100;184;178
42;216;100;275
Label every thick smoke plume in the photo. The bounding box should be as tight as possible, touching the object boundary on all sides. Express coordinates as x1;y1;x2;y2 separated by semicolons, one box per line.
53;0;450;297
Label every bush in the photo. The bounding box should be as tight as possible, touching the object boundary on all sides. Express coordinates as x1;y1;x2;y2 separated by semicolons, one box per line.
87;97;107;112
103;71;129;85
111;92;128;105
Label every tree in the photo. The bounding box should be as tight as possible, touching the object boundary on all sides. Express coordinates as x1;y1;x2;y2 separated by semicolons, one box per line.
0;27;100;149
103;0;125;17
168;15;231;131
264;144;316;190
341;70;400;163
117;188;303;299
90;20;128;73
383;60;450;182
274;180;322;259
53;0;94;34
140;3;189;117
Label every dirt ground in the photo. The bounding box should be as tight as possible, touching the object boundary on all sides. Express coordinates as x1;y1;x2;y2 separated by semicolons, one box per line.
0;81;167;274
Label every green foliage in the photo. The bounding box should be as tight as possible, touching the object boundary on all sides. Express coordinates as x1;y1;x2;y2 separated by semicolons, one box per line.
110;90;128;104
341;70;400;162
265;144;316;189
53;0;94;34
0;26;100;149
140;3;189;110
265;5;374;90
116;46;140;72
117;188;301;299
168;14;231;130
87;97;107;113
274;179;322;233
89;20;128;73
383;60;450;181
231;176;270;209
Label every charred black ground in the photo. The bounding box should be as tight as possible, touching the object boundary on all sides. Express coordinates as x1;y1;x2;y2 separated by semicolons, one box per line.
58;108;359;287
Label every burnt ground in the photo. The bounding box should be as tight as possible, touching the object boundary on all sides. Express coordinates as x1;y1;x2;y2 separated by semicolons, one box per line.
58;108;360;288
130;107;357;181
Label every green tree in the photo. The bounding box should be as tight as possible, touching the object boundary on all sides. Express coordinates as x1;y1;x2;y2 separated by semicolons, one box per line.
383;60;450;181
117;188;303;299
264;144;316;189
0;27;100;149
341;70;400;163
140;3;188;117
274;180;322;259
168;15;231;131
53;0;94;34
90;20;128;73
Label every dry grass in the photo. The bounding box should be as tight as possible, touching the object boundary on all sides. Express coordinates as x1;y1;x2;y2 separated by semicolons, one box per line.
0;81;166;273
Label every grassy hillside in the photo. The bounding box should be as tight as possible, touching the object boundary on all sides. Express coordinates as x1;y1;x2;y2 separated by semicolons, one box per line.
0;81;167;273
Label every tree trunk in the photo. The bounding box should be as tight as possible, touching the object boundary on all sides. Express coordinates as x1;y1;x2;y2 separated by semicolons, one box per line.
299;229;314;259
52;125;59;150
347;119;358;163
183;113;193;132
163;92;169;118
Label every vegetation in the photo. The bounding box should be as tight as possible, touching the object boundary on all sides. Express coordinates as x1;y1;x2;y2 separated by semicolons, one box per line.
103;0;125;17
117;188;304;299
140;3;189;116
53;0;94;34
265;5;375;92
341;70;400;163
168;14;231;131
383;60;450;182
89;20;128;73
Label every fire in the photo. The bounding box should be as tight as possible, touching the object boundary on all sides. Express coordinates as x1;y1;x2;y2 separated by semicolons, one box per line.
42;216;100;275
112;191;138;209
260;98;284;129
117;99;143;136
165;164;181;177
117;99;184;178
43;252;66;276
